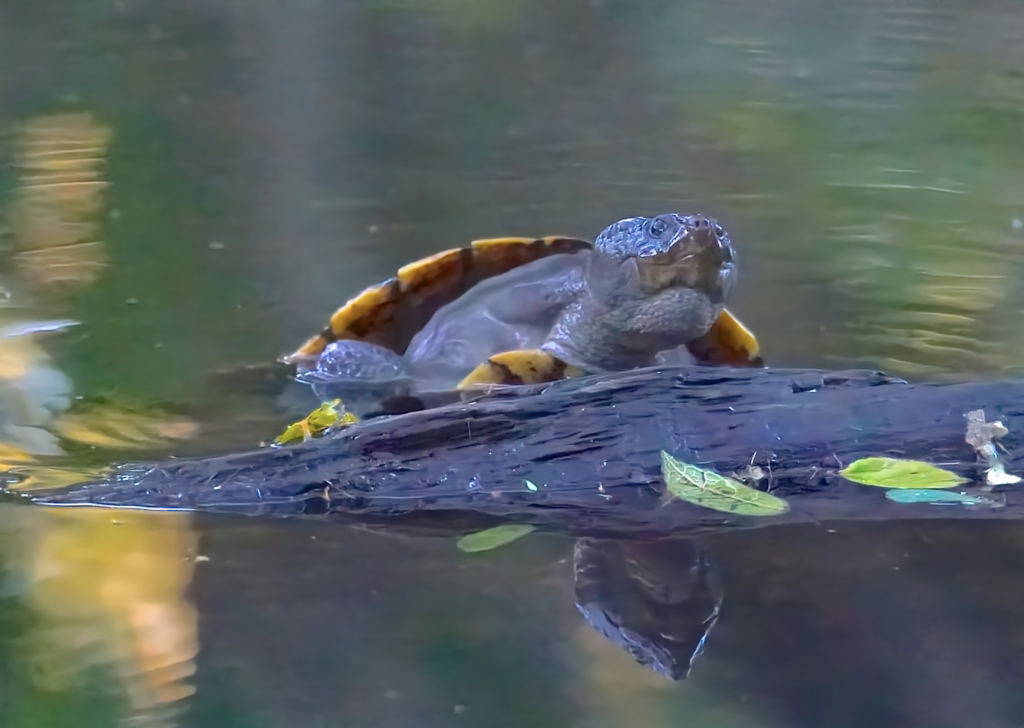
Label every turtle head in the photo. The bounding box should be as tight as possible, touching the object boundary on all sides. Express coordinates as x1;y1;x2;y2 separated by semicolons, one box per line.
591;213;736;305
548;213;739;369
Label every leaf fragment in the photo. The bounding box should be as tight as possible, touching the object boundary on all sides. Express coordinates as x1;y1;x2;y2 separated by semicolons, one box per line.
456;524;536;553
272;399;358;446
884;488;1001;507
840;457;967;489
660;451;788;516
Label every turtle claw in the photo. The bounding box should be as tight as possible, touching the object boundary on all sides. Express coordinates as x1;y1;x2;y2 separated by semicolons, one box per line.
271;399;359;447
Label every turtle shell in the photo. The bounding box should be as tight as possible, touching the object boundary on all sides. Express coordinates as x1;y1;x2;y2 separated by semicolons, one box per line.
283;236;592;365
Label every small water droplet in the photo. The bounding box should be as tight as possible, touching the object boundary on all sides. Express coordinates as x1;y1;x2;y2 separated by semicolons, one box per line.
466;476;481;491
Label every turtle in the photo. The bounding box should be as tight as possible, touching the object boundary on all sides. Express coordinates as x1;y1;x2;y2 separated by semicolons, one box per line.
274;212;761;442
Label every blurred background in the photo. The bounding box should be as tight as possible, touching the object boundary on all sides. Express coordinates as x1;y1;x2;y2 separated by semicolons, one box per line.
3;0;1024;726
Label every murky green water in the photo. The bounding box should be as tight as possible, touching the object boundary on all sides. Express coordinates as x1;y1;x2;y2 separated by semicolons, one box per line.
4;0;1024;726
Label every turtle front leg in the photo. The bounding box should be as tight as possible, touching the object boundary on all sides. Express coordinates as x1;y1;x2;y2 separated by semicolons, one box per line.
685;308;763;367
457;349;585;389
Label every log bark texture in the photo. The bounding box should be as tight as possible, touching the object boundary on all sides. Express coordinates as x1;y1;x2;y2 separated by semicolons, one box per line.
21;366;1024;539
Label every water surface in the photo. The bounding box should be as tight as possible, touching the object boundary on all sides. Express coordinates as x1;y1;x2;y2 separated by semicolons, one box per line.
3;0;1024;726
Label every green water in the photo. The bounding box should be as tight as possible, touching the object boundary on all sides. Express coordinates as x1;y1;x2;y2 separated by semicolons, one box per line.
3;0;1024;726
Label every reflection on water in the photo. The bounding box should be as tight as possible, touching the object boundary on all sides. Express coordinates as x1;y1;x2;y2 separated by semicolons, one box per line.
2;505;198;722
3;0;1024;726
9;112;110;288
0;111;202;725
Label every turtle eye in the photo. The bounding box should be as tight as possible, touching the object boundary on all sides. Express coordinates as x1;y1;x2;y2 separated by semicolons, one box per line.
648;218;668;238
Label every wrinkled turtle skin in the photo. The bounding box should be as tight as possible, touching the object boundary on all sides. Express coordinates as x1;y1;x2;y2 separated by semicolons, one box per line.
454;213;757;387
278;213;760;429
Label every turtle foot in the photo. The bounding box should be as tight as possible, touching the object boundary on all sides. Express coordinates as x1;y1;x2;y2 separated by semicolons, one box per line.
457;349;585;388
685;308;762;367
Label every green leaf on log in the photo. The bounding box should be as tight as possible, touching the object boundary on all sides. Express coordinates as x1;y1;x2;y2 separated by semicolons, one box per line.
660;451;789;516
840;457;967;489
456;524;536;553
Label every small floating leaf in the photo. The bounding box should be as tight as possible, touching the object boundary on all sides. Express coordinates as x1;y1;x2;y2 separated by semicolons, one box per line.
456;524;536;553
660;451;788;516
272;399;359;446
840;457;967;489
884;488;1001;507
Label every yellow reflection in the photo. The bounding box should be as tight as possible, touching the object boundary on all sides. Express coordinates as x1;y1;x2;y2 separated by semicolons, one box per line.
832;217;1015;375
0;335;48;381
9;111;111;287
54;404;199;451
6;504;200;715
0;108;201;724
2;449;200;721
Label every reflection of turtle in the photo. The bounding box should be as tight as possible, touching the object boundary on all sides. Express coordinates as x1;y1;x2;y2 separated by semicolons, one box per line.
281;213;761;433
574;538;722;680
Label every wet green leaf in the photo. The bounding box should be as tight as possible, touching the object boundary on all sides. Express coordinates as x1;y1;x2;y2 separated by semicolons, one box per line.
456;524;536;553
840;457;967;489
660;451;789;516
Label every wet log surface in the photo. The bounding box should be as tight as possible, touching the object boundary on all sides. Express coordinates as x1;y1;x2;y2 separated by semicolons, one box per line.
20;366;1024;539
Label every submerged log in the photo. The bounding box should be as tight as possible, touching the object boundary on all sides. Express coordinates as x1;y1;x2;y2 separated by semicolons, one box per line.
19;366;1024;538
